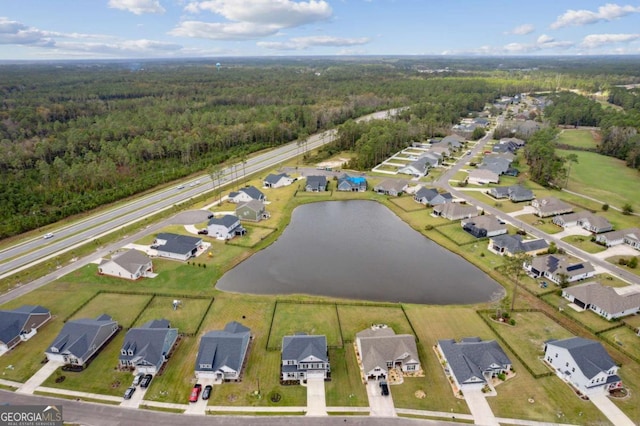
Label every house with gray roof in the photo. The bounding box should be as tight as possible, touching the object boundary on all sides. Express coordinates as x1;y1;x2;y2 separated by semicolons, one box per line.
154;233;202;261
437;338;511;391
433;203;479;221
467;169;499;185
552;212;613;234
532;197;573;218
98;249;153;281
263;173;294;189
544;337;622;395
119;319;178;375
281;334;329;382
596;228;640;249
195;321;251;381
478;156;512;176
305;175;327;192
46;314;119;367
414;187;452;206
0;305;51;355
525;254;596;285
228;186;265;203
374;179;407;196
562;282;640;320
488;185;534;203
236;200;269;222
488;234;549;257
207;214;245;240
399;157;430;177
337;175;367;192
440;135;465;149
461;215;507;238
355;327;420;382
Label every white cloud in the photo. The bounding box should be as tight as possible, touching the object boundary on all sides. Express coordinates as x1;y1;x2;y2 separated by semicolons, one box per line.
581;33;640;48
507;24;535;35
108;0;166;15
0;17;53;45
169;21;280;40
551;3;640;29
257;35;369;50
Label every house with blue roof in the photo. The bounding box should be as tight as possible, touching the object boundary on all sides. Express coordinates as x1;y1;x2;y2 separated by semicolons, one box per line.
0;305;51;355
195;321;251;381
119;319;178;375
337;174;367;192
305;176;328;192
153;233;202;261
281;334;330;382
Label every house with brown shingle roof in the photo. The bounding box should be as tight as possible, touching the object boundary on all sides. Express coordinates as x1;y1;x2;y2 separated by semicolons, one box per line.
433;203;479;221
563;282;640;320
595;228;640;249
552;212;613;234
355;327;420;382
524;254;596;285
531;197;573;218
467;169;499;185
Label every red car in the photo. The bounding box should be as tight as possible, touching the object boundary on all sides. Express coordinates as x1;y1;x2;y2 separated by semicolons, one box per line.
189;384;202;402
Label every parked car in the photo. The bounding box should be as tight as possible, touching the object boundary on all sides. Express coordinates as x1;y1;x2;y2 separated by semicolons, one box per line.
207;213;214;219
197;229;208;235
43;232;54;239
132;373;144;386
189;384;202;402
140;374;153;388
202;385;212;400
124;387;136;400
380;380;389;396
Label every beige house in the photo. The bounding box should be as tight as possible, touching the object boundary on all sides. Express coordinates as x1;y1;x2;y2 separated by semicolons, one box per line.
98;250;153;281
532;197;573;218
355;327;420;382
433;203;479;221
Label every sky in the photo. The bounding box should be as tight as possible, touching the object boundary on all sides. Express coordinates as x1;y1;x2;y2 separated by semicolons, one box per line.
1;1;640;60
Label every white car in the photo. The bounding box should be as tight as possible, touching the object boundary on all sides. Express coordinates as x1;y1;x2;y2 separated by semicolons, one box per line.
176;185;185;190
43;233;54;239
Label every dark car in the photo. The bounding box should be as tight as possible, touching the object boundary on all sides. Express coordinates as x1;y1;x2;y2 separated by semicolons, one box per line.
197;229;208;235
201;385;212;400
124;387;136;400
189;384;202;403
380;380;389;396
140;374;153;388
207;213;214;219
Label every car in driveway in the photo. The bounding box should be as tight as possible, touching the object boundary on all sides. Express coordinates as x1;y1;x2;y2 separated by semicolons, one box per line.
140;374;153;388
380;380;389;396
132;373;144;386
189;384;202;403
43;232;54;239
124;387;136;400
197;229;208;235
201;385;212;400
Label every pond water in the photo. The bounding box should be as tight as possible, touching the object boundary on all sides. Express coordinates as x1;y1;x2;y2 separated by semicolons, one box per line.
216;200;505;304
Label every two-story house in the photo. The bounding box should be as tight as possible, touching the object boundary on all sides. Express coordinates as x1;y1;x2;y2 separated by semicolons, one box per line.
281;334;330;382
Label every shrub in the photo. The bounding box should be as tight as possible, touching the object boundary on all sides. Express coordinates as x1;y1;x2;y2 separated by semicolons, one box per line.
628;257;638;269
602;203;609;211
622;203;633;215
509;319;516;326
618;258;629;266
497;372;506;381
424;224;434;231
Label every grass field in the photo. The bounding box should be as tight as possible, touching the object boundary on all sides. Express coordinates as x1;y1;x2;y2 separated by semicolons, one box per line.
69;292;152;328
605;256;640;276
460;190;530;214
600;326;640;362
561;235;607;254
325;346;368;407
132;296;212;335
389;196;427;212
336;305;413;342
436;222;481;246
541;292;616;333
517;214;562;235
556;129;599;149
268;302;342;349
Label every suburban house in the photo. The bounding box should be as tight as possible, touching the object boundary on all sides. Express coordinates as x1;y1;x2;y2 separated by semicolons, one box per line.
263;173;294;188
467;169;499;185
337;175;367;192
440;134;465;150
532;197;573;218
207;215;246;240
524;254;596;285
119;319;178;375
461;215;508;238
595;228;640;250
236;200;270;222
413;187;453;206
281;334;330;382
478;156;512;176
497;137;525;151
374;179;408;196
355;327;420;382
437;337;511;391
305;175;328;192
195;321;251;381
228;186;266;203
488;234;549;257
45;314;119;367
433;203;479;221
0;305;51;355
552;212;613;234
487;185;534;203
398;157;431;177
153;233;202;261
544;337;622;395
98;249;153;281
562;282;640;320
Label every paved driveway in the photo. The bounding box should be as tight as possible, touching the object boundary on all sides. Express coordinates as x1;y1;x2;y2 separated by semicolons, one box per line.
366;381;396;417
463;388;499;426
305;375;327;416
589;393;636;426
16;360;64;394
120;384;147;408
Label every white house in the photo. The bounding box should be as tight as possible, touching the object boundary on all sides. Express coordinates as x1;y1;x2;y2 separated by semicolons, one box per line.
98;250;153;281
467;169;499;185
195;322;251;381
228;186;265;203
281;334;330;382
207;215;245;240
153;233;202;261
562;282;640;320
524;254;596;285
544;337;622;395
263;173;294;188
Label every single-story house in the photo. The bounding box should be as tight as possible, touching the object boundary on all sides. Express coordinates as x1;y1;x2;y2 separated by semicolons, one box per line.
562;282;640;320
487;185;534;203
374;179;408;196
195;321;251;381
355;327;421;382
46;314;119;367
440;135;465;149
552;212;613;234
524;254;596;285
305;176;328;192
398;157;430;177
532;197;573;218
119;319;178;375
98;249;153;281
544;337;622;395
236;200;270;222
595;228;640;249
437;337;511;391
433;203;480;221
478;156;512;176
263;173;294;188
0;305;51;355
414;187;452;206
337;175;367;192
228;186;266;203
207;215;246;240
488;234;549;257
467;169;499;185
153;233;202;261
281;334;330;382
461;215;508;238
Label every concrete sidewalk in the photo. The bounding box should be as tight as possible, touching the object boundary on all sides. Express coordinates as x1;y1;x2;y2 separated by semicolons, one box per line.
16;361;63;394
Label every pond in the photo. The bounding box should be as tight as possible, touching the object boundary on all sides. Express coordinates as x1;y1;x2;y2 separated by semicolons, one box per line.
216;200;505;304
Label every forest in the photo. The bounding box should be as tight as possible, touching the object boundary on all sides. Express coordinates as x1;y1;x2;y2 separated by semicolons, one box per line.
2;56;640;239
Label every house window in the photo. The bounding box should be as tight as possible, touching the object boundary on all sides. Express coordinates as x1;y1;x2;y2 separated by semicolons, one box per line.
407;365;415;371
555;353;558;358
572;368;575;373
565;362;569;367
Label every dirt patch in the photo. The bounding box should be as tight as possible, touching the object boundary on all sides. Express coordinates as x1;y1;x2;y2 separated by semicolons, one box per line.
227;393;238;402
415;390;426;399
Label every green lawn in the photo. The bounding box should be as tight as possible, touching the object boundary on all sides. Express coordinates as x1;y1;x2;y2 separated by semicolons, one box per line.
517;214;562;235
561;235;607;254
600;327;640;362
436;222;481;246
461;190;530;214
605;256;640;277
132;296;212;335
69;292;152;328
268;302;342;349
389;196;427;212
325;346;368;407
336;305;413;342
556;129;599;149
541;292;616;333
